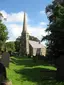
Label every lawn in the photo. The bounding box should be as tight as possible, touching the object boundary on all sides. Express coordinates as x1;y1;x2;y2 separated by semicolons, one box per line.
6;56;64;85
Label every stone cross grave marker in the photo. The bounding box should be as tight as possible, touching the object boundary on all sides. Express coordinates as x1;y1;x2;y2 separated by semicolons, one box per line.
1;52;10;68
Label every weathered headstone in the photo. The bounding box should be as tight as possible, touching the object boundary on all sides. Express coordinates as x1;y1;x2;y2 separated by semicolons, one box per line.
1;52;10;68
56;55;64;81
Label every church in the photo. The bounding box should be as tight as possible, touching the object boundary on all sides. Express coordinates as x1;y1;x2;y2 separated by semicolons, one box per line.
20;12;46;56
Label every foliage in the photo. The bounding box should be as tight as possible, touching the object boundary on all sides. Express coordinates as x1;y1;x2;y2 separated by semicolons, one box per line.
5;41;15;52
0;12;8;51
42;1;64;61
15;36;21;52
29;35;40;42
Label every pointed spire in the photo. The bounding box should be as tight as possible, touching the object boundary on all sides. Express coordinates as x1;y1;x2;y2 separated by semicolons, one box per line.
22;12;27;33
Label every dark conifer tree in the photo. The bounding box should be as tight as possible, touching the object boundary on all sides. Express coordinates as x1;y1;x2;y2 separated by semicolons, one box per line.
42;0;64;63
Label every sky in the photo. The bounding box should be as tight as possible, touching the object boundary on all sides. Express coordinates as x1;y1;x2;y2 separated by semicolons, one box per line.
0;0;52;45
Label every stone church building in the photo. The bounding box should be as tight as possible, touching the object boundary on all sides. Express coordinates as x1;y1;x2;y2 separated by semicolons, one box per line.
20;12;46;56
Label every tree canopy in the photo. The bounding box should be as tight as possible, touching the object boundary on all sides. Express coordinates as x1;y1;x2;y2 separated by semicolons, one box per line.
5;42;15;52
0;13;8;51
42;0;64;60
15;36;21;52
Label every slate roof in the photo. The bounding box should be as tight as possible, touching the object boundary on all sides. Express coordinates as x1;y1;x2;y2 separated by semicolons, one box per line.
29;40;44;48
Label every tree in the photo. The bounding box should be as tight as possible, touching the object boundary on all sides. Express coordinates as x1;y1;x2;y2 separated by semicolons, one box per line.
0;13;8;51
15;36;21;52
29;35;40;42
41;0;64;62
5;42;15;53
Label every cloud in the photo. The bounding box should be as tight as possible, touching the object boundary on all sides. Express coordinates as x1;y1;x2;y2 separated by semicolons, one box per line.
0;10;29;23
40;22;47;26
0;10;47;45
28;25;47;46
6;24;47;41
40;10;45;14
27;25;47;40
7;24;22;40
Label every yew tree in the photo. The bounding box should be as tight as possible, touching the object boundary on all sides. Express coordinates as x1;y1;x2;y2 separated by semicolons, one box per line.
42;0;64;61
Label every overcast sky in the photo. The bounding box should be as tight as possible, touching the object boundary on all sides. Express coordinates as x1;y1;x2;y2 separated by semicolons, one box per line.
0;0;52;45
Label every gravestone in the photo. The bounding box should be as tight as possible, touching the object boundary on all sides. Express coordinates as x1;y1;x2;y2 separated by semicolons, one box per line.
1;52;10;68
56;55;64;81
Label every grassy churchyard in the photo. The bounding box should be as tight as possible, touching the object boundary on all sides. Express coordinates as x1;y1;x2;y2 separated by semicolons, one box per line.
6;56;64;85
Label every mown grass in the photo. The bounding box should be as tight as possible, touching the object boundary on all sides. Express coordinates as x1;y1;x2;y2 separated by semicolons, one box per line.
6;56;64;85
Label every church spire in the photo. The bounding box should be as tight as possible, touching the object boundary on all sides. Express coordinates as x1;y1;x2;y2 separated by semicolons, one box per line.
20;12;29;56
22;12;27;33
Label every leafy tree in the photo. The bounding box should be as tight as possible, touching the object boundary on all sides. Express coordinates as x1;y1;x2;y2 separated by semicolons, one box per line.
41;0;64;62
5;42;15;52
29;35;40;42
0;13;8;51
15;36;21;52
